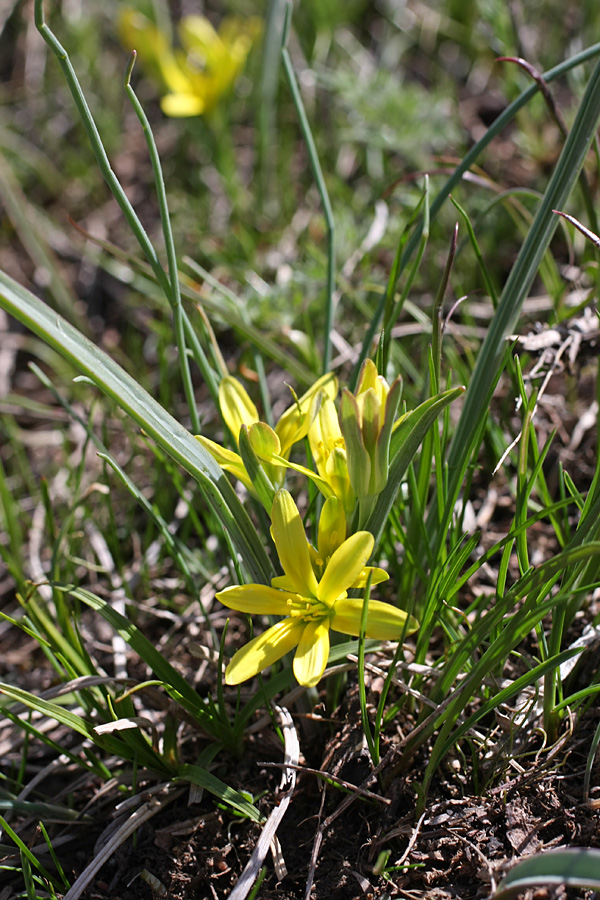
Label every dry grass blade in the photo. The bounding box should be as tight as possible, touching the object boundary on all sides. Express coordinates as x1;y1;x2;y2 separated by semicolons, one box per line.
62;784;183;900
229;706;299;900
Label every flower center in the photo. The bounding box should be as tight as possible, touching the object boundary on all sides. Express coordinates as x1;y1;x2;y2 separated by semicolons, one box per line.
286;594;331;622
316;436;345;464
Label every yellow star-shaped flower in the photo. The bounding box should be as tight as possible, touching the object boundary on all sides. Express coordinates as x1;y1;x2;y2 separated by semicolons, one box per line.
217;491;417;687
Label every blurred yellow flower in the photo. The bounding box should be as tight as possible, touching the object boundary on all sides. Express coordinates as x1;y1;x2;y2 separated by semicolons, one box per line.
217;491;417;687
118;10;262;117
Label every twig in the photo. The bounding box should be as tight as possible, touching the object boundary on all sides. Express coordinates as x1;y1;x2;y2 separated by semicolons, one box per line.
261;761;390;804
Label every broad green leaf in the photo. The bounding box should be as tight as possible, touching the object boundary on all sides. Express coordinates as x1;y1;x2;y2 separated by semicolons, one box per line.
0;271;272;584
493;848;600;899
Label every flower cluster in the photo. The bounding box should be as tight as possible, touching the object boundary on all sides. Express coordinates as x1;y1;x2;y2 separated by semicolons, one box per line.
199;362;419;688
198;361;400;528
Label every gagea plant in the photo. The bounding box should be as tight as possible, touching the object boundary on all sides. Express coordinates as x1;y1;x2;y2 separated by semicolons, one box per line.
3;1;600;897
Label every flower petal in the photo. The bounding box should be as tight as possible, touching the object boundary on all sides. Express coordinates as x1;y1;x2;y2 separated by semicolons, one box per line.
161;92;206;117
293;620;330;687
248;422;281;461
271;575;300;592
225;618;304;685
216;584;291;616
219;376;259;444
331;598;418;640
271;490;319;597
308;395;344;478
317;531;374;606
339;390;371;498
325;447;355;514
118;11;185;92
179;15;228;75
317;496;346;561
355;358;379;395
195;435;253;492
351;566;389;588
277;373;338;457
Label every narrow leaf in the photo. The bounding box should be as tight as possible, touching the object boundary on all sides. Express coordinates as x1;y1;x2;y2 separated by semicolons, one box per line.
365;387;464;545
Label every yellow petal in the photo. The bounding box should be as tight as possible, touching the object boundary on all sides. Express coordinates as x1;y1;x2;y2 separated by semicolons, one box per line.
118;11;177;90
219;17;263;55
271;575;300;591
271;491;319;597
219;376;259;443
179;16;226;66
195;434;240;467
359;388;384;454
308;395;344;478
332;598;419;640
352;566;389;588
248;422;281;461
293;620;330;687
194;435;253;492
317;531;374;606
225;618;304;684
216;585;291;616
355;358;379;395
161;92;206;117
276;373;338;457
317;497;346;560
324;447;355;513
158;59;198;96
269;454;336;499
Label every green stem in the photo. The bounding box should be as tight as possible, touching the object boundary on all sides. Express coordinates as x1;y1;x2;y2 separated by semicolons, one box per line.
124;52;200;433
357;571;377;765
35;2;211;430
34;1;170;297
281;1;335;374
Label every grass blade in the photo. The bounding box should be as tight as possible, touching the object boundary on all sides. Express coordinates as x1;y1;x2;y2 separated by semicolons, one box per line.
446;54;600;498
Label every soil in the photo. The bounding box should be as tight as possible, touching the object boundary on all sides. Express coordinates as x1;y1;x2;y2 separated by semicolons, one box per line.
56;691;600;900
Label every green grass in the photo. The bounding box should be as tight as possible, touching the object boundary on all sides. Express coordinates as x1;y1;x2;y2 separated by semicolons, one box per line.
1;0;600;897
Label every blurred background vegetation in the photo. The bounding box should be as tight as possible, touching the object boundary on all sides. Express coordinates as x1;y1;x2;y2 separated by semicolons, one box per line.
2;0;598;388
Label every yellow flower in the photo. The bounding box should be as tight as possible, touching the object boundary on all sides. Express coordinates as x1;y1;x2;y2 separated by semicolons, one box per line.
196;373;337;494
118;11;262;118
217;491;417;687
